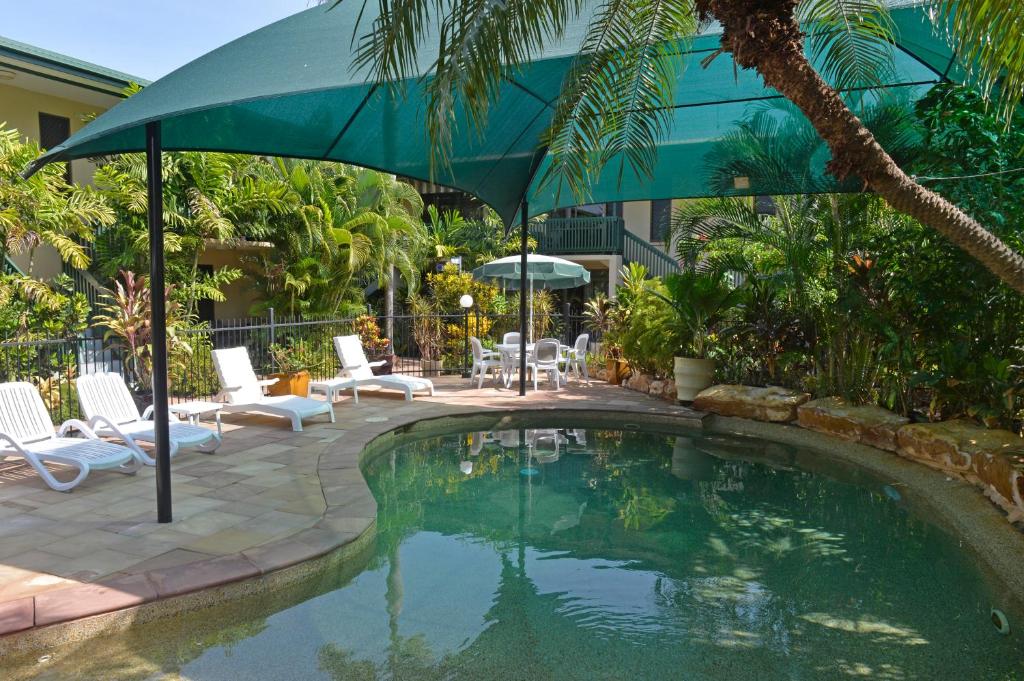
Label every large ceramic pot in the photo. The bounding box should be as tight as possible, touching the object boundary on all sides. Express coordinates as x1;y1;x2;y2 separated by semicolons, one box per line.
673;357;715;402
421;359;444;377
266;370;311;397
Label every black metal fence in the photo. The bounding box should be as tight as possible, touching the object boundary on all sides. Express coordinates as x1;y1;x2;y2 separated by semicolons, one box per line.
0;311;595;422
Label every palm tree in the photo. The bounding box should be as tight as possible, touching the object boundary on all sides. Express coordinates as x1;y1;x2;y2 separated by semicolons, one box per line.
339;0;1024;293
0;124;112;278
253;159;426;319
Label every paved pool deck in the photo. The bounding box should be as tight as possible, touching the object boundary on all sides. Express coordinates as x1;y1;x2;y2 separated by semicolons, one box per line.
0;376;701;642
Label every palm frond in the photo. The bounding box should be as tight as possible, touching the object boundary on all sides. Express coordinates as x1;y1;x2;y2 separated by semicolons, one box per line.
936;0;1024;123
797;0;895;91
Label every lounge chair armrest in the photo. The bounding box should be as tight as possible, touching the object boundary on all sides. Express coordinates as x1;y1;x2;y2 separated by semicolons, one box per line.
58;418;100;439
0;431;28;455
141;405;180;422
366;360;387;368
257;378;279;387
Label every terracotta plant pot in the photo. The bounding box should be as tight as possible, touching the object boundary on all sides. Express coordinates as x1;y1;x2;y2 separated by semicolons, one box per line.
421;359;444;377
606;358;629;385
673;357;715;402
266;370;310;397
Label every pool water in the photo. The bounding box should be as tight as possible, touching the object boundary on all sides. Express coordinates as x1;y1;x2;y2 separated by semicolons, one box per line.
7;428;1024;680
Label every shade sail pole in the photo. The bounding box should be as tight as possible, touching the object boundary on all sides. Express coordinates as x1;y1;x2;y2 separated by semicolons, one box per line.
146;121;172;524
519;201;528;397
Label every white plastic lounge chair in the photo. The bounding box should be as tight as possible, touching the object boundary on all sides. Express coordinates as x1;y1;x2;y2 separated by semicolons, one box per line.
76;372;221;465
211;347;335;431
325;336;434;402
0;382;142;492
469;336;503;388
565;333;591;384
527;339;563;391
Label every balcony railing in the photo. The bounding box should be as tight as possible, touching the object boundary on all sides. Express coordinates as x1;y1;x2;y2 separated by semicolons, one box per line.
533;216;624;255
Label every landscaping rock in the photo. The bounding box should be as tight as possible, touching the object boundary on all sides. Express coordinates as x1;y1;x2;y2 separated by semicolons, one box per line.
649;380;665;397
797;397;909;451
595;367;609;382
661;380;677;402
627;373;652;394
693;384;810;423
897;420;1024;518
897;420;983;471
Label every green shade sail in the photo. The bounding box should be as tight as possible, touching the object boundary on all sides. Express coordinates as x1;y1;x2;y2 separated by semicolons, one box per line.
473;254;591;290
26;1;955;223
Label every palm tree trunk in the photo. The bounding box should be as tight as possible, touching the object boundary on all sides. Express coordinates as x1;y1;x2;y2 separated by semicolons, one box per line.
698;0;1024;294
385;266;395;343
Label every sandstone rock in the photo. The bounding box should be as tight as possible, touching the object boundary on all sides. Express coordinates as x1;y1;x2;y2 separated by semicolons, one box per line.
797;397;909;451
648;380;665;396
595;367;609;382
662;380;677;402
897;421;1024;515
692;384;810;423
897;420;982;471
628;373;652;394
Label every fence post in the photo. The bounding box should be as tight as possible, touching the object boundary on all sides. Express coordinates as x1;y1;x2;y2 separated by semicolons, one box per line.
268;307;276;371
562;301;571;345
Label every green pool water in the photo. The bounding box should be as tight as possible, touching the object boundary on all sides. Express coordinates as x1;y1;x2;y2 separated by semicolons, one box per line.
7;427;1024;680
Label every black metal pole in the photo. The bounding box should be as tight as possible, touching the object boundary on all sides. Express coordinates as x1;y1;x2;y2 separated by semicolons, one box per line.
519;202;528;396
147;121;172;524
461;308;470;378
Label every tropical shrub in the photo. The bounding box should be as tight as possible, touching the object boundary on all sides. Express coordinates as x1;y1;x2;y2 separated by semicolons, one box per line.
93;270;192;391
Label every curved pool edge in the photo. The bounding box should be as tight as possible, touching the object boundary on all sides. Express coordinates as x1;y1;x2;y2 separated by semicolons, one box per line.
0;403;703;659
704;414;1024;611
4;401;1023;660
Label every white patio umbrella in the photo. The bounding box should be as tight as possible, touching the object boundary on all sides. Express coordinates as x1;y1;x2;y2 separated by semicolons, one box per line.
472;254;590;343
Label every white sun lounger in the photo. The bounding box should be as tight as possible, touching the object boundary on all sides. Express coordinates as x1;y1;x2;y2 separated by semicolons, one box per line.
211;347;335;431
0;381;143;491
76;372;221;465
309;335;434;403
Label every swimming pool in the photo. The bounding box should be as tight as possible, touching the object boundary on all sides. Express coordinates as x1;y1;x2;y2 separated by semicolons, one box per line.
5;426;1022;679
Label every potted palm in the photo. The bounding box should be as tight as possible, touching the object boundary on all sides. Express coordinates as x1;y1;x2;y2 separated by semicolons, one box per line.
266;338;319;397
653;271;741;402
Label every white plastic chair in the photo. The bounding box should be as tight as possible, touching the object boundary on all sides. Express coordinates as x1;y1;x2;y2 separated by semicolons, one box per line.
313;336;434;402
77;372;221;465
527;338;562;391
502;332;521;346
211;347;335;431
0;382;142;491
469;336;503;388
565;333;591;384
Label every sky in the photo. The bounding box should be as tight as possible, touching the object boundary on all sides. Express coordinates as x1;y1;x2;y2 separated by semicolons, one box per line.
3;1;313;81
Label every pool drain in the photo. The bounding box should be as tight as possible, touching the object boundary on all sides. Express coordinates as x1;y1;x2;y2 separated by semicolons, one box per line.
991;608;1011;635
623;423;640;430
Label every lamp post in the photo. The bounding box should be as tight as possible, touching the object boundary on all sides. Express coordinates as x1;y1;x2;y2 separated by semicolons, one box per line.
460;294;474;378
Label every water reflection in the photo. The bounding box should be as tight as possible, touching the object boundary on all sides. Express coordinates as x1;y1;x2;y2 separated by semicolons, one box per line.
6;429;1021;681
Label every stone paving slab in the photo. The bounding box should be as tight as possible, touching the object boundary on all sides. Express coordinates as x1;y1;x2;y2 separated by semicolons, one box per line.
0;376;699;640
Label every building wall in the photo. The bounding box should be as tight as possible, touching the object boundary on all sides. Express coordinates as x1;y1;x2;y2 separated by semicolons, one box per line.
197;248;265;320
1;83;113;281
0;82;105;186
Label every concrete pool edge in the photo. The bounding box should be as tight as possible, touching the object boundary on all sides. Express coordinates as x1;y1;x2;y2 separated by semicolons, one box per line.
0;402;702;657
4;399;1023;659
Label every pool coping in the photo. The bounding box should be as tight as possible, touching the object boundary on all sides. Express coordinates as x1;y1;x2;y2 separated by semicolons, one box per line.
3;402;1023;659
0;401;703;657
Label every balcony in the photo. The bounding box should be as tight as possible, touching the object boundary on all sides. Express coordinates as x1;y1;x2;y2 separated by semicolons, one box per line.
533;216;624;255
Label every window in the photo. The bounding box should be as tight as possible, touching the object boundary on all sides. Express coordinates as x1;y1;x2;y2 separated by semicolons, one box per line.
650;199;672;243
38;113;71;183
